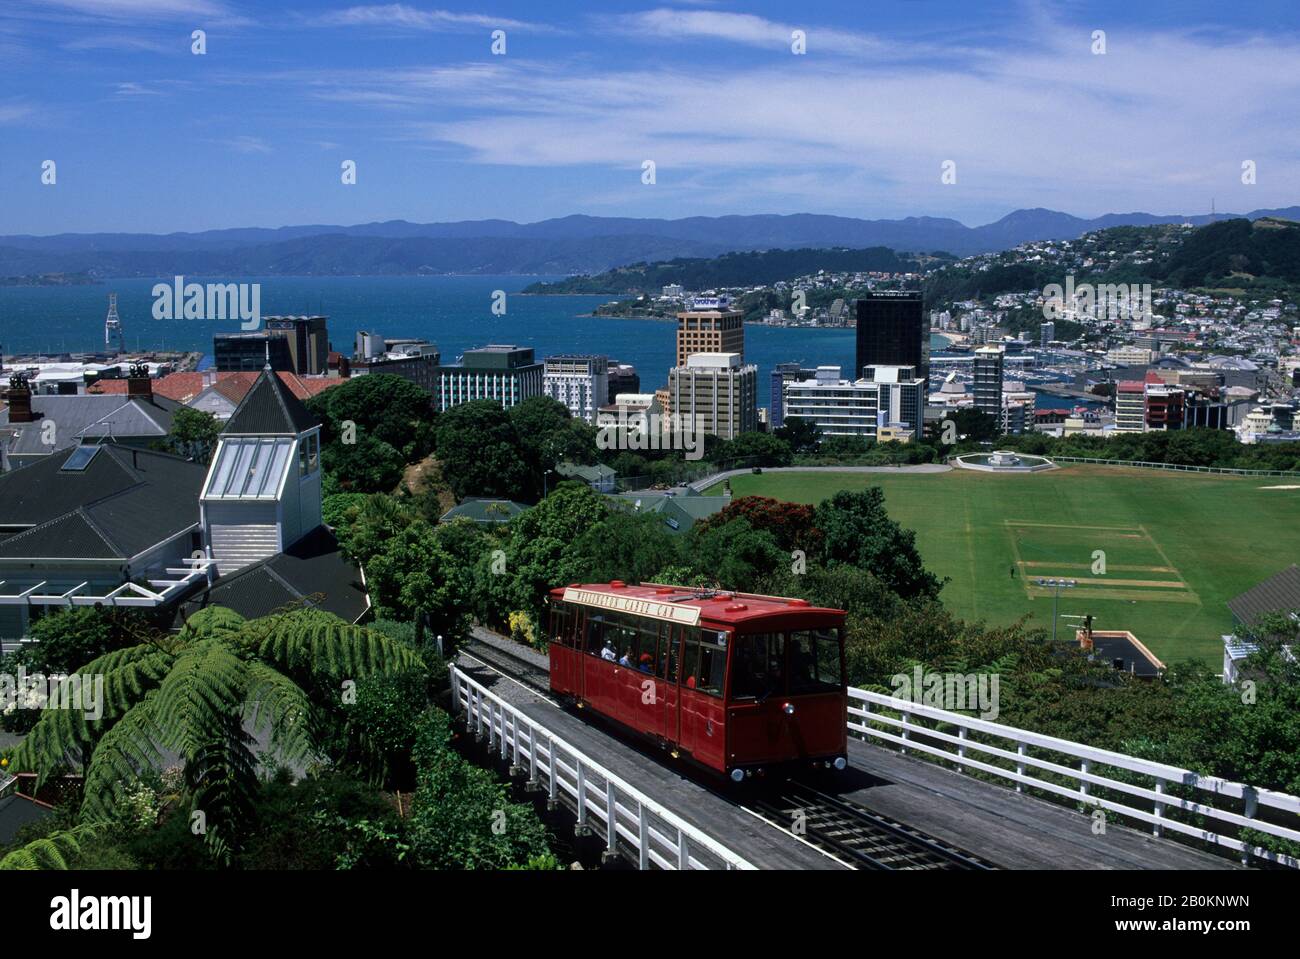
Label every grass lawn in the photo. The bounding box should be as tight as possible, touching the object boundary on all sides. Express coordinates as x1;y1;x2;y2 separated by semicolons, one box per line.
720;465;1300;665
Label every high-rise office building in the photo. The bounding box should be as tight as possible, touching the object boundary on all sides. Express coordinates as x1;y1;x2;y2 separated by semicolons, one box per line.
606;361;640;397
265;316;330;376
668;352;757;440
543;354;609;423
676;296;744;367
1040;321;1055;347
433;345;543;412
854;291;927;386
973;345;1005;419
770;362;816;429
781;364;925;442
214;332;294;372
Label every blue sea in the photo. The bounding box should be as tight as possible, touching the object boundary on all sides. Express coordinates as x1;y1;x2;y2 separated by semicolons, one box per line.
0;275;860;400
0;275;1082;409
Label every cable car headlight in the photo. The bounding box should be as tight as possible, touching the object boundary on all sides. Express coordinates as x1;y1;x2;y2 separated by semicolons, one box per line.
833;757;847;771
782;702;795;716
730;768;745;783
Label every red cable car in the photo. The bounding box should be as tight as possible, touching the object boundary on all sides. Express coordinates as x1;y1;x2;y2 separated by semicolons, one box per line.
546;581;849;782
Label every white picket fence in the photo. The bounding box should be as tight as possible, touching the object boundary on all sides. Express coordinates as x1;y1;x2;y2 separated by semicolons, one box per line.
848;687;1300;868
451;666;755;870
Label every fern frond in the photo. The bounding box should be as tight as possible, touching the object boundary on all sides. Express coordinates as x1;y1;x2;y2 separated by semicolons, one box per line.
8;648;174;785
249;610;422;681
152;639;248;760
244;661;317;766
0;823;105;871
79;696;167;823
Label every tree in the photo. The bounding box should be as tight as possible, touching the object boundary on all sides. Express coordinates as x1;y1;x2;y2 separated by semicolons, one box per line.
321;432;406;493
686;518;787;593
434;400;531;500
814;488;944;600
307;373;435;463
10;606;421;864
25;607;137;675
571;509;683;584
695;495;821;554
716;431;793;467
407;708;553;869
775;417;820;454
166;407;220;463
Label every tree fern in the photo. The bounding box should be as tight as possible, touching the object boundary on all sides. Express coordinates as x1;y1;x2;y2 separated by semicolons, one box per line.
7;607;423;862
0;823;102;870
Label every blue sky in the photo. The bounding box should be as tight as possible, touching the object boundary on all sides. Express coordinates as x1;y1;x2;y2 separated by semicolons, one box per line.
1;0;1298;234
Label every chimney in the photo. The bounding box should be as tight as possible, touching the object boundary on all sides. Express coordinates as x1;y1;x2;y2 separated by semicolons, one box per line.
6;373;34;423
127;362;153;401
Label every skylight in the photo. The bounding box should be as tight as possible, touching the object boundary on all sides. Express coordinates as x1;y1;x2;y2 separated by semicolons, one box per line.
61;445;101;472
204;436;293;499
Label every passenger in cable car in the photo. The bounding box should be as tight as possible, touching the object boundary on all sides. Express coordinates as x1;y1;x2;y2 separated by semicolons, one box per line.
601;640;617;661
638;653;654;673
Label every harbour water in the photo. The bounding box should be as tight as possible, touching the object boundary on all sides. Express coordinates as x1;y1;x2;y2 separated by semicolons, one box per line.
0;275;1082;409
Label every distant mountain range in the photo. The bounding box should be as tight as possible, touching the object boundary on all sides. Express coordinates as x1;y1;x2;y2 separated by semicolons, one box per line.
2;207;1297;278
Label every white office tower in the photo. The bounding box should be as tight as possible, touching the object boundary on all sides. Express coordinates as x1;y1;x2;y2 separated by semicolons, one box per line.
543;355;609;423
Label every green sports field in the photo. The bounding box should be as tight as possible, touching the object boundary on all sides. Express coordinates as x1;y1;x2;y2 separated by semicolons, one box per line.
720;465;1300;665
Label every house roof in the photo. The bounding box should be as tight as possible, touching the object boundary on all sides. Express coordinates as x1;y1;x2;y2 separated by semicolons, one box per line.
89;370;338;404
0;394;178;458
439;498;529;524
0;790;53;846
0;445;205;561
179;526;369;624
222;368;320;436
556;462;616;482
608;491;730;533
1228;564;1300;627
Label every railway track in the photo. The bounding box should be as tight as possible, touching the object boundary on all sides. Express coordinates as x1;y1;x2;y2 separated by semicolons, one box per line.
747;781;995;871
458;634;996;871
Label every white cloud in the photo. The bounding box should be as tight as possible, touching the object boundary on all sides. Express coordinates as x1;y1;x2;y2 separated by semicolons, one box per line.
227;135;271;154
40;0;232;17
611;7;890;57
316;4;556;33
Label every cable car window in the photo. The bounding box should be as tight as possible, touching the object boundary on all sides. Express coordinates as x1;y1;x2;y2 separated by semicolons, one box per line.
586;614;608;656
658;624;679;683
680;627;701;689
548;602;571;647
609;612;639;666
788;629;844;693
730;633;785;699
696;633;727;697
635;618;659;675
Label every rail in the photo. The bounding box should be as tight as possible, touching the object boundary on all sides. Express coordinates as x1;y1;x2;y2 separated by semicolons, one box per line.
451;665;756;871
848;686;1300;869
1048;455;1300;478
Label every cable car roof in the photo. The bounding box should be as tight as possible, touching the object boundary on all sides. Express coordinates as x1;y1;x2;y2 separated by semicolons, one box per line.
553;581;845;628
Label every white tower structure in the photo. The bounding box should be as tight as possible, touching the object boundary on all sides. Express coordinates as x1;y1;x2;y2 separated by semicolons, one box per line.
105;293;125;354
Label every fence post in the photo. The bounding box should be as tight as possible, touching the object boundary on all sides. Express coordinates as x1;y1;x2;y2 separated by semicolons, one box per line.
957;727;968;773
575;763;588;830
1242;789;1258;866
606;780;618;858
638;802;650;870
1153;778;1164;837
1080;759;1089;798
1016;742;1026;792
901;712;910;755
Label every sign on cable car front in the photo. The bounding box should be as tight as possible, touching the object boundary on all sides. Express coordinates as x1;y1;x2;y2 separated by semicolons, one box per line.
561;587;703;626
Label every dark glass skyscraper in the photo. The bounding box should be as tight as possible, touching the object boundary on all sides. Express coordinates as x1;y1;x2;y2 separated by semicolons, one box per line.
854;291;928;386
